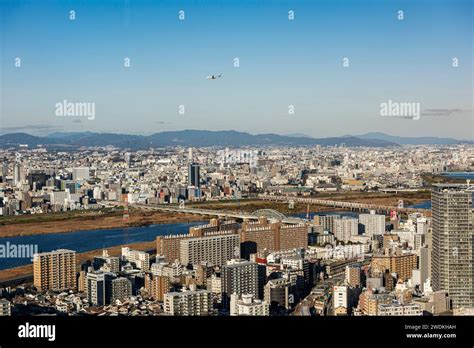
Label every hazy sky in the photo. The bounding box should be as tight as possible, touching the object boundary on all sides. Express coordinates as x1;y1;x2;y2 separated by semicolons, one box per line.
1;0;472;139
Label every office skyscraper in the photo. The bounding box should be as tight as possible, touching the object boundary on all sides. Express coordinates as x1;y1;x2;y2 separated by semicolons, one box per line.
188;147;193;162
13;162;23;186
188;163;200;187
431;184;474;309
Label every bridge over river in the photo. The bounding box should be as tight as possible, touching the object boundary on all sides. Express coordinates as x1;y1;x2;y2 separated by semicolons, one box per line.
134;204;307;224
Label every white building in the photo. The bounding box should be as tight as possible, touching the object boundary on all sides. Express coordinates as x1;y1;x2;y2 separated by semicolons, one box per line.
416;217;427;235
72;167;90;181
359;210;385;237
230;293;269;316
334;217;359;243
49;190;70;206
378;302;422;316
164;289;212;316
121;247;150;272
207;274;222;302
333;286;348;315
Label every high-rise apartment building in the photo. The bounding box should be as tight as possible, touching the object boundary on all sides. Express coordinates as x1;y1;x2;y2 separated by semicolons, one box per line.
109;277;132;303
157;220;238;262
240;218;308;257
86;271;131;305
144;274;170;301
264;278;291;310
314;214;340;233
345;265;361;287
33;249;77;291
13;162;27;186
180;233;240;267
359;210;385;237
371;253;417;282
156;234;189;263
431;184;474;309
86;271;109;306
334;217;359;243
221;259;259;304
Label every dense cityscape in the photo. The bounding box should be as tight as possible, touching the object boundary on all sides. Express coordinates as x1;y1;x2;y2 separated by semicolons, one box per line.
0;143;472;317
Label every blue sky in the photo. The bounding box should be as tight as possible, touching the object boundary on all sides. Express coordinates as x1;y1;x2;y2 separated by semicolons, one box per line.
1;0;472;139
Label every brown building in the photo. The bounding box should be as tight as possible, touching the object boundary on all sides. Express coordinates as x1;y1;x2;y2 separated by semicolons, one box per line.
156;234;190;262
382;234;400;250
33;249;77;291
156;219;239;262
195;264;213;287
144;274;170;301
189;219;239;236
345;265;361;287
371;253;417;282
78;270;87;293
358;290;393;315
383;270;395;292
240;218;308;257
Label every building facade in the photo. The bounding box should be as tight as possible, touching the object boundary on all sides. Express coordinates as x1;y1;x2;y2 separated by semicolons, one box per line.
33;249;77;291
164;289;212;316
431;184;474;309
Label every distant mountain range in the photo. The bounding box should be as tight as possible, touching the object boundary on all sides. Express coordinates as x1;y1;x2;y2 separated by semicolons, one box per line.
0;130;397;149
0;130;470;149
355;132;473;145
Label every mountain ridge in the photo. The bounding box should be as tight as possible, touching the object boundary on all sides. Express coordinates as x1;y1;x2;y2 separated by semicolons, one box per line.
0;130;398;149
356;132;472;145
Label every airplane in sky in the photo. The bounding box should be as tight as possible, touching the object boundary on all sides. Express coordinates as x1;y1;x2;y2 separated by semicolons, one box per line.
206;74;222;80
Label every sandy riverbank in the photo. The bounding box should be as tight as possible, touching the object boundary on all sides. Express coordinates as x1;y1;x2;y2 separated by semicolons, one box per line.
0;210;204;238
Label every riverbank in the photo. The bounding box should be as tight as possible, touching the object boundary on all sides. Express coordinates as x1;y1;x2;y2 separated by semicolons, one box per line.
0;191;431;238
0;240;156;283
0;209;204;238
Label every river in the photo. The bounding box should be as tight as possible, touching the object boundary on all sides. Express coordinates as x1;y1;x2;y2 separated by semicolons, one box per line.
0;210;359;270
0;221;206;270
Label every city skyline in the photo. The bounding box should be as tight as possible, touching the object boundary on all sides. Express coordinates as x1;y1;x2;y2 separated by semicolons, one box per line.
1;0;472;139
